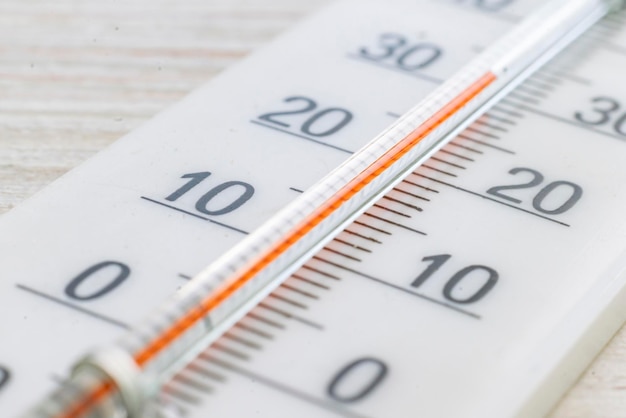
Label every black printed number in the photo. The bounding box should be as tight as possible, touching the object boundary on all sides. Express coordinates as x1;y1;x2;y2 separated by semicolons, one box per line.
65;261;130;301
258;96;353;137
411;254;498;304
359;33;442;71
0;366;10;392
327;358;388;403
487;168;583;215
575;96;626;136
166;172;255;216
470;0;515;11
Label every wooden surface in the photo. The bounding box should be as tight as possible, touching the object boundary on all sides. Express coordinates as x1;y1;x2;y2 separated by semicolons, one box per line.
0;0;624;416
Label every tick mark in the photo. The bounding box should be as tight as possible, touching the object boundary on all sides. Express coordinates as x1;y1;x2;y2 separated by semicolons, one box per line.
16;284;129;329
250;120;354;154
141;197;249;235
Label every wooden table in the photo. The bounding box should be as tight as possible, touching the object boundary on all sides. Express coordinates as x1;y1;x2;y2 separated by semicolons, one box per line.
1;0;624;416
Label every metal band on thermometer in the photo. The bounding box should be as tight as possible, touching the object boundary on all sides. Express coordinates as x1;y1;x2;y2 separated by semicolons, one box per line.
21;0;626;417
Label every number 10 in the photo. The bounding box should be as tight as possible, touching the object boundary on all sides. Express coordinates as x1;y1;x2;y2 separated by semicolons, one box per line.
411;254;498;304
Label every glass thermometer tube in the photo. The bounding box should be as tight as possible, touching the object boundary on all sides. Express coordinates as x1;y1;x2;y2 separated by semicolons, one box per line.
23;0;624;416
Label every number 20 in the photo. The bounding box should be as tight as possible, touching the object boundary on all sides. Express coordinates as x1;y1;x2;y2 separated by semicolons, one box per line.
258;96;353;138
486;168;583;215
459;0;515;11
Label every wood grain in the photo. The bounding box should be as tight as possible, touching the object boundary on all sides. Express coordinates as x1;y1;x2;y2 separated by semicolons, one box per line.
0;0;624;416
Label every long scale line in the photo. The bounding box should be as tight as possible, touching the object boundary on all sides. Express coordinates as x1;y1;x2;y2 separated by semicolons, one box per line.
15;284;130;330
250;120;354;154
413;173;571;227
499;100;626;141
202;357;371;418
312;256;481;320
346;53;445;84
140;197;250;235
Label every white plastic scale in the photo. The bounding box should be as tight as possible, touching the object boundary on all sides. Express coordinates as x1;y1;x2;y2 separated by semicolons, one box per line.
2;0;626;417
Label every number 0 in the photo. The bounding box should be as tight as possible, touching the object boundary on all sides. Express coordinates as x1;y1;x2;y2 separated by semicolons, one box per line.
443;265;498;304
0;366;10;391
327;358;388;403
65;261;130;301
474;0;515;11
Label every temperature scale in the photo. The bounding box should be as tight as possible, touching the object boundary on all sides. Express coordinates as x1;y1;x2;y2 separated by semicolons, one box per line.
1;0;626;416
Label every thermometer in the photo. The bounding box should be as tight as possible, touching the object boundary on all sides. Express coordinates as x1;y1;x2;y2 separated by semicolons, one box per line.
1;0;626;417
